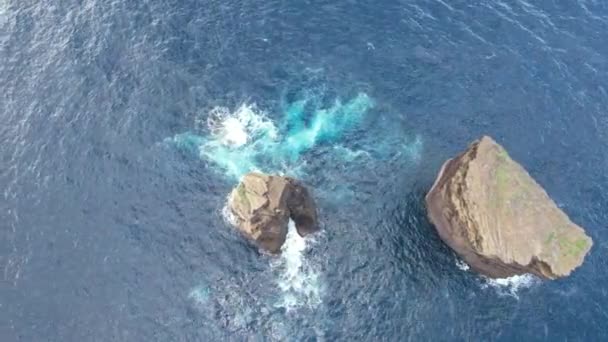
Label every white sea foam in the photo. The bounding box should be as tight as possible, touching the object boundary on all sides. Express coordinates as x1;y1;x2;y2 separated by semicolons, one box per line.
481;273;540;299
221;198;238;226
332;145;371;162
220;201;322;311
195;103;280;179
207;104;278;148
454;258;539;298
455;258;470;271
271;220;322;311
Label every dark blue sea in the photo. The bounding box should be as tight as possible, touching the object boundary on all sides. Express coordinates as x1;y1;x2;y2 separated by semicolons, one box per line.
2;0;608;341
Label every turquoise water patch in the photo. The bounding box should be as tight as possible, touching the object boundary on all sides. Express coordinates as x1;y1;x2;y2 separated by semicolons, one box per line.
167;92;375;179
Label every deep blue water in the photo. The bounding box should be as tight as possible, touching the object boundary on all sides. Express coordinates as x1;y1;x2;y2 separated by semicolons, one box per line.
2;0;608;341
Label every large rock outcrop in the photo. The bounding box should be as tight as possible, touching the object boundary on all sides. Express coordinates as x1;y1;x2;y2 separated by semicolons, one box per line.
426;136;593;279
228;172;318;253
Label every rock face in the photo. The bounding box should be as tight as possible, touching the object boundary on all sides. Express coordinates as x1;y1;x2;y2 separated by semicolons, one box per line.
228;172;318;253
426;136;593;279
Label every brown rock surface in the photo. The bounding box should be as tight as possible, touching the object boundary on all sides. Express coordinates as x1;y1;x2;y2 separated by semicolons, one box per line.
228;172;318;253
425;136;593;279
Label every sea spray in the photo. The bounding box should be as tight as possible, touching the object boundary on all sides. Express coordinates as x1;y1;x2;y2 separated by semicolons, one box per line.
271;220;323;311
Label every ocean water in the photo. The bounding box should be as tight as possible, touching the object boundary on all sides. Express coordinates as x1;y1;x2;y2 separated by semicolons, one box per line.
1;0;608;341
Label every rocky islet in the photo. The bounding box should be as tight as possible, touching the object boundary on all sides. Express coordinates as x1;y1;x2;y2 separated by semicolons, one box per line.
425;136;593;279
228;172;318;253
226;137;593;280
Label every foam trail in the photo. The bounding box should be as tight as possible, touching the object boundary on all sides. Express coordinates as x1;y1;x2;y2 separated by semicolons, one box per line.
271;220;322;311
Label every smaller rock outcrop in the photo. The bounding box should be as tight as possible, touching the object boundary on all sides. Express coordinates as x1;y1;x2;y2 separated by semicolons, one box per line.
228;172;318;253
425;136;593;279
